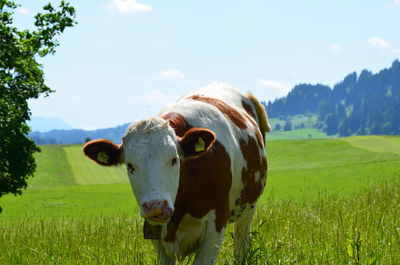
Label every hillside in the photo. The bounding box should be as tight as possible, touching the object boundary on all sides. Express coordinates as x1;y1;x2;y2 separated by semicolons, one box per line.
1;135;399;219
266;60;400;136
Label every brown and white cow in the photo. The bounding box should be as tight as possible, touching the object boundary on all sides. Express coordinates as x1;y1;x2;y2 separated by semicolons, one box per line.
83;82;270;264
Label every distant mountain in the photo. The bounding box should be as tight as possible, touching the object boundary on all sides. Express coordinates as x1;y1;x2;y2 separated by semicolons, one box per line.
29;123;129;145
29;117;73;132
265;60;400;136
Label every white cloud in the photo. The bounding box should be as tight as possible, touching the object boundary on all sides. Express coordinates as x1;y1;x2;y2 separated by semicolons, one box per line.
367;37;391;49
16;7;30;15
394;0;400;6
258;79;290;94
106;0;152;14
160;69;184;78
135;91;179;107
328;44;344;51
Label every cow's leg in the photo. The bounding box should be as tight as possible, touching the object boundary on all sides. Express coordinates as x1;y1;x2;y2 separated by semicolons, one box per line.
192;219;225;265
152;239;176;265
233;207;256;264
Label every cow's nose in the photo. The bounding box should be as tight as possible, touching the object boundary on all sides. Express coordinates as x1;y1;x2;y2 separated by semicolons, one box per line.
141;200;173;224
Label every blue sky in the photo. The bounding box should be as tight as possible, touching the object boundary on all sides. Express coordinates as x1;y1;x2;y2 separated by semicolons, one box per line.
13;0;400;130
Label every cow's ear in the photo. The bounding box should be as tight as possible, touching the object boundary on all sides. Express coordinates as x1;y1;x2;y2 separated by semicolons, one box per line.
179;128;216;158
83;139;123;166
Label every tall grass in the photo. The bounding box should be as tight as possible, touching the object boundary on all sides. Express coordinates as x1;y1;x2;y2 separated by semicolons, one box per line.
218;178;400;264
2;178;399;264
1;215;157;264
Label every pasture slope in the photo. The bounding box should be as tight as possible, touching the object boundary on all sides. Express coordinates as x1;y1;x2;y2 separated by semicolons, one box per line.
267;128;328;141
0;136;399;264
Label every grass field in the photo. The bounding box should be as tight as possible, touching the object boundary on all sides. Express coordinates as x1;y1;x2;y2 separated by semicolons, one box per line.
267;128;328;140
1;136;400;264
1;179;399;264
1;135;398;219
267;115;329;140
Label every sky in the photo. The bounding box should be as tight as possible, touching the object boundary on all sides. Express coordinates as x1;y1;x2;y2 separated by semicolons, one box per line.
11;0;400;130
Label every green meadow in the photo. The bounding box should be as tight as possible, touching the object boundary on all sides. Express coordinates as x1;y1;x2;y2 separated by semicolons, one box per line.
267;128;328;141
1;136;400;264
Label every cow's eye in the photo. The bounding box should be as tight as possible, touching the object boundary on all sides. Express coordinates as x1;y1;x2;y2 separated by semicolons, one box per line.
127;163;135;174
171;157;178;166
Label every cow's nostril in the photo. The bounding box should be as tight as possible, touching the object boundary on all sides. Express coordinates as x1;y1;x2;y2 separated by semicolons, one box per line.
142;200;169;210
142;200;169;213
162;206;173;217
142;202;150;211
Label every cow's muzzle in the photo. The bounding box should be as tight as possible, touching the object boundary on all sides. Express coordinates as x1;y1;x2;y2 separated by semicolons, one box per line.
141;200;173;224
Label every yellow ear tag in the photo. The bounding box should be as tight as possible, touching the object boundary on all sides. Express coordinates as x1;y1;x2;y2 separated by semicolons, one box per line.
195;137;205;152
97;152;109;164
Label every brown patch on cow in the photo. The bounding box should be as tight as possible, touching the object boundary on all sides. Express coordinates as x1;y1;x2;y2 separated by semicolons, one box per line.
243;111;258;128
255;130;264;149
165;140;232;242
83;139;122;166
161;112;192;137
243;97;265;148
188;95;248;129
243;112;264;148
242;100;257;120
160;111;232;242
240;136;267;204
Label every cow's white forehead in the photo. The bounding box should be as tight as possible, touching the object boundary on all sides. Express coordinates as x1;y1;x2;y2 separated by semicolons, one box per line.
122;117;177;154
125;116;169;135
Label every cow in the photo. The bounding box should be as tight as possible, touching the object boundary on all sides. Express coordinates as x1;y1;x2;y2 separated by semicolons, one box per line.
83;82;270;265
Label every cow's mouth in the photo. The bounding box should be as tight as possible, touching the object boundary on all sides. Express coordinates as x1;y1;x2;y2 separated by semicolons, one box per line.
147;214;171;224
142;201;173;224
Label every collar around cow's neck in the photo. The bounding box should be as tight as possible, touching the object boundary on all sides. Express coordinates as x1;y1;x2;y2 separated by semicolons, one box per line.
143;218;178;240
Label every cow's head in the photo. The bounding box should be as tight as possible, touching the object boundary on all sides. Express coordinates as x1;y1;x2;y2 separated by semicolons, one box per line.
83;117;216;225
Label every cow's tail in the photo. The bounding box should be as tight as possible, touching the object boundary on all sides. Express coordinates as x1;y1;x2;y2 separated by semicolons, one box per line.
246;93;271;137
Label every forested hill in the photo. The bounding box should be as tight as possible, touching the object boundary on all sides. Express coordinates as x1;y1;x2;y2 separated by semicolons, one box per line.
266;60;400;136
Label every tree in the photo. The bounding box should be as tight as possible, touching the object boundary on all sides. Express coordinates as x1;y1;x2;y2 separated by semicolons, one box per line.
0;1;76;213
274;123;281;131
283;120;292;131
317;100;330;121
325;113;339;136
336;104;346;119
382;122;393;135
338;123;350;137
